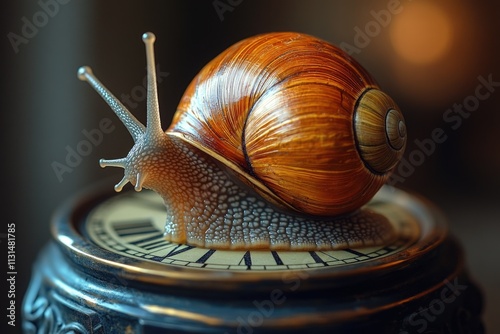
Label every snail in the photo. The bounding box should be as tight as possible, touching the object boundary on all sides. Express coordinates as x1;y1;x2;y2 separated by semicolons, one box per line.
77;32;406;251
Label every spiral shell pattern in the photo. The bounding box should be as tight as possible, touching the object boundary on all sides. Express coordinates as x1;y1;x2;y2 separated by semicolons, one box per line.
169;32;406;216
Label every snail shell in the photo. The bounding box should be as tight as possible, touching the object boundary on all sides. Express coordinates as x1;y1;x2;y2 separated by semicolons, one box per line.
77;32;407;250
170;32;406;216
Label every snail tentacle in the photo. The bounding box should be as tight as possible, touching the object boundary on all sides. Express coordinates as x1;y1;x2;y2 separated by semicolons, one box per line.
113;175;130;192
142;32;164;137
99;158;126;168
135;172;147;192
81;32;169;197
77;66;145;142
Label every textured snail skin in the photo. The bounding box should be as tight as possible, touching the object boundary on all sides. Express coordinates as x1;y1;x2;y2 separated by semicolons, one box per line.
77;32;406;250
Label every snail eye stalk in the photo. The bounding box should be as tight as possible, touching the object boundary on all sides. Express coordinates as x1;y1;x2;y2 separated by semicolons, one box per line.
78;33;164;194
77;66;145;142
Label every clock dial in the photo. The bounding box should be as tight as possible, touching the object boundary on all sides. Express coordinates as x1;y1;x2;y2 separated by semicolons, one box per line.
82;186;433;272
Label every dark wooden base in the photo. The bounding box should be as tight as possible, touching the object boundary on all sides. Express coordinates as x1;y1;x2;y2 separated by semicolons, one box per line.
23;236;484;333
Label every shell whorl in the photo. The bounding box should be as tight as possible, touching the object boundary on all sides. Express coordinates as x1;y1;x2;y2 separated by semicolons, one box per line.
169;32;406;216
354;88;407;174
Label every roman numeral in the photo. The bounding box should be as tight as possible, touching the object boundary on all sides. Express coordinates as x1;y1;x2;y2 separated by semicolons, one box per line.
236;251;252;268
271;251;283;265
164;244;195;258
243;251;252;267
196;249;216;264
309;251;325;264
113;220;158;237
129;233;166;251
344;249;366;257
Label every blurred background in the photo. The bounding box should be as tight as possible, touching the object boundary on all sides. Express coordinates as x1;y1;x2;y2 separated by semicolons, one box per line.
2;0;499;332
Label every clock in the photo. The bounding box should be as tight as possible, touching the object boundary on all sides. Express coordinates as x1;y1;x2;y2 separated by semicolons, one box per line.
22;183;484;333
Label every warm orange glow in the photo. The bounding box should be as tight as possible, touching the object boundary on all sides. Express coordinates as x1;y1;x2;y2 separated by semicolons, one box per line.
390;2;452;65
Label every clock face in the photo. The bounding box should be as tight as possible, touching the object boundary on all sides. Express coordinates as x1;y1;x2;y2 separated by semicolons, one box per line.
52;185;445;289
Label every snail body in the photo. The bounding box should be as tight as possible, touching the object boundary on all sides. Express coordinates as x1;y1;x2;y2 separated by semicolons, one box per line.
78;32;406;250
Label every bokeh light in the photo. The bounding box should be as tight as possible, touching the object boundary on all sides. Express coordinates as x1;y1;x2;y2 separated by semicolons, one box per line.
384;1;484;108
390;2;452;65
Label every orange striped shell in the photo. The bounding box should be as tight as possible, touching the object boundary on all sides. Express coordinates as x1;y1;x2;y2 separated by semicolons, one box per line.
167;32;406;217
